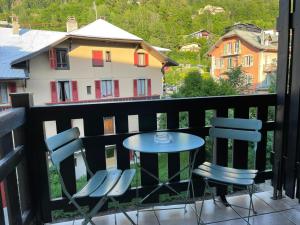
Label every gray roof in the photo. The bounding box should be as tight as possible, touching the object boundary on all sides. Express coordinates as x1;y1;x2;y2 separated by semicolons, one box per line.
68;19;142;41
208;29;278;55
0;27;65;79
223;29;277;50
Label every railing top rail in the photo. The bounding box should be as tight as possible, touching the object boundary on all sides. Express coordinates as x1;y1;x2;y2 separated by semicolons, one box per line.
0;107;26;138
32;94;276;109
30;94;276;117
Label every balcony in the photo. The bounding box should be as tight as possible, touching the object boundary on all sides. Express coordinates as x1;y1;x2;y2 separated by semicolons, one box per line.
0;1;299;223
263;64;277;73
1;92;299;225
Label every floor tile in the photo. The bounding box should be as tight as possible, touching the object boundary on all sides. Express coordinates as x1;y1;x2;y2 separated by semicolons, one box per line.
255;191;298;211
281;209;300;225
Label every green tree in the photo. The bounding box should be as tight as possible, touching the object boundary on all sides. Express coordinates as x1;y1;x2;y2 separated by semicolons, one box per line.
173;70;237;98
222;66;249;93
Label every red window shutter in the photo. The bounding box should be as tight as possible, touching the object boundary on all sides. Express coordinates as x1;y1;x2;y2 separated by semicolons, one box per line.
145;53;149;66
133;79;138;96
8;82;16;93
114;80;120;97
49;48;57;69
134;52;138;66
95;80;101;99
50;81;57;103
92;51;103;66
147;79;152;96
72;81;79;101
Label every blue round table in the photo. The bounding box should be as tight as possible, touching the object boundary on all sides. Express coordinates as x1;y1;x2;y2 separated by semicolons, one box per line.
123;131;205;222
123;132;205;153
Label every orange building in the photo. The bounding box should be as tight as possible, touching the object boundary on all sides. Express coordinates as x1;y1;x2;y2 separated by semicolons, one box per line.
208;29;278;92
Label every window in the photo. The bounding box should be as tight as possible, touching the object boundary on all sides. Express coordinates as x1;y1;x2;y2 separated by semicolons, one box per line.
57;81;71;102
101;80;113;97
243;55;254;67
137;79;147;96
87;86;91;95
106;51;111;62
56;49;69;69
223;44;227;55
227;43;232;55
138;53;145;66
234;41;241;54
227;57;233;69
0;83;8;104
215;58;224;69
246;74;254;85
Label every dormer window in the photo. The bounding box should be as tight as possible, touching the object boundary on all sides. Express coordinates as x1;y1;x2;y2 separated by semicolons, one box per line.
134;52;149;67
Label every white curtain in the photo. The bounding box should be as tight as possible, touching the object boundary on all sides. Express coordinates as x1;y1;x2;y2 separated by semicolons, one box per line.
64;82;71;100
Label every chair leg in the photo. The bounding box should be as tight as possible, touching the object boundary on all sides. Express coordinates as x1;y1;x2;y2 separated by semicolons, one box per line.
82;197;108;225
205;180;216;204
68;198;96;225
114;202;118;225
110;197;137;225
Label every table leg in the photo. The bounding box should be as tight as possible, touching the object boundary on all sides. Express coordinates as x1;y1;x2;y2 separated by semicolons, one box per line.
133;151;140;225
184;148;200;213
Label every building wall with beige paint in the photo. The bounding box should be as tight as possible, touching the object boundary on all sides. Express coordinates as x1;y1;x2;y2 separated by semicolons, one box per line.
27;39;164;105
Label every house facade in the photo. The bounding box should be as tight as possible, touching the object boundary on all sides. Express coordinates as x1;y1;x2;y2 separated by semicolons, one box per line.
208;28;278;91
7;18;176;106
187;29;211;39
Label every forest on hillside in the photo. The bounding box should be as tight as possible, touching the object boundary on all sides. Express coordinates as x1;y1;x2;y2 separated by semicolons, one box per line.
0;0;279;50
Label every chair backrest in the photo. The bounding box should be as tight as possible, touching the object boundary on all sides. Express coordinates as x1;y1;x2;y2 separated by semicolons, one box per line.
45;127;83;166
209;117;262;143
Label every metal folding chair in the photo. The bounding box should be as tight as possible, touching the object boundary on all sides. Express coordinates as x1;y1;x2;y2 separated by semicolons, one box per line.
45;127;137;225
193;117;262;225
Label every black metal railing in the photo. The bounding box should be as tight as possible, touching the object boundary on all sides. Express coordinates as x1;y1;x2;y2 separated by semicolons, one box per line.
24;93;276;223
0;106;36;225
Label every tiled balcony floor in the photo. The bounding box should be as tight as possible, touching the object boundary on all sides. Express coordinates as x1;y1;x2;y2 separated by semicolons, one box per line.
49;191;300;225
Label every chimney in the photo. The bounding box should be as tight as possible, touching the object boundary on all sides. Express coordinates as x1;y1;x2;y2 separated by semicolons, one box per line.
11;15;20;35
66;16;78;32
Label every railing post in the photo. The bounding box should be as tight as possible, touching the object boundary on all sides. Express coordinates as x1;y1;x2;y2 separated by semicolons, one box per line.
10;93;43;224
273;0;292;200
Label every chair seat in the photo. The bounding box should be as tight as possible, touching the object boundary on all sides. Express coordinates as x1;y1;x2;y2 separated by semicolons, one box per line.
90;169;122;197
73;170;108;198
202;162;258;174
198;164;257;179
193;162;256;186
108;169;136;197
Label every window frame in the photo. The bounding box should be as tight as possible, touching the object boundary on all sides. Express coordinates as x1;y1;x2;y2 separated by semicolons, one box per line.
246;74;254;85
227;57;233;69
243;55;254;67
0;83;8;104
105;51;111;62
86;86;92;95
227;42;233;55
215;58;224;69
55;48;70;70
137;53;146;67
137;79;148;96
57;80;72;102
234;40;241;54
101;80;114;97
